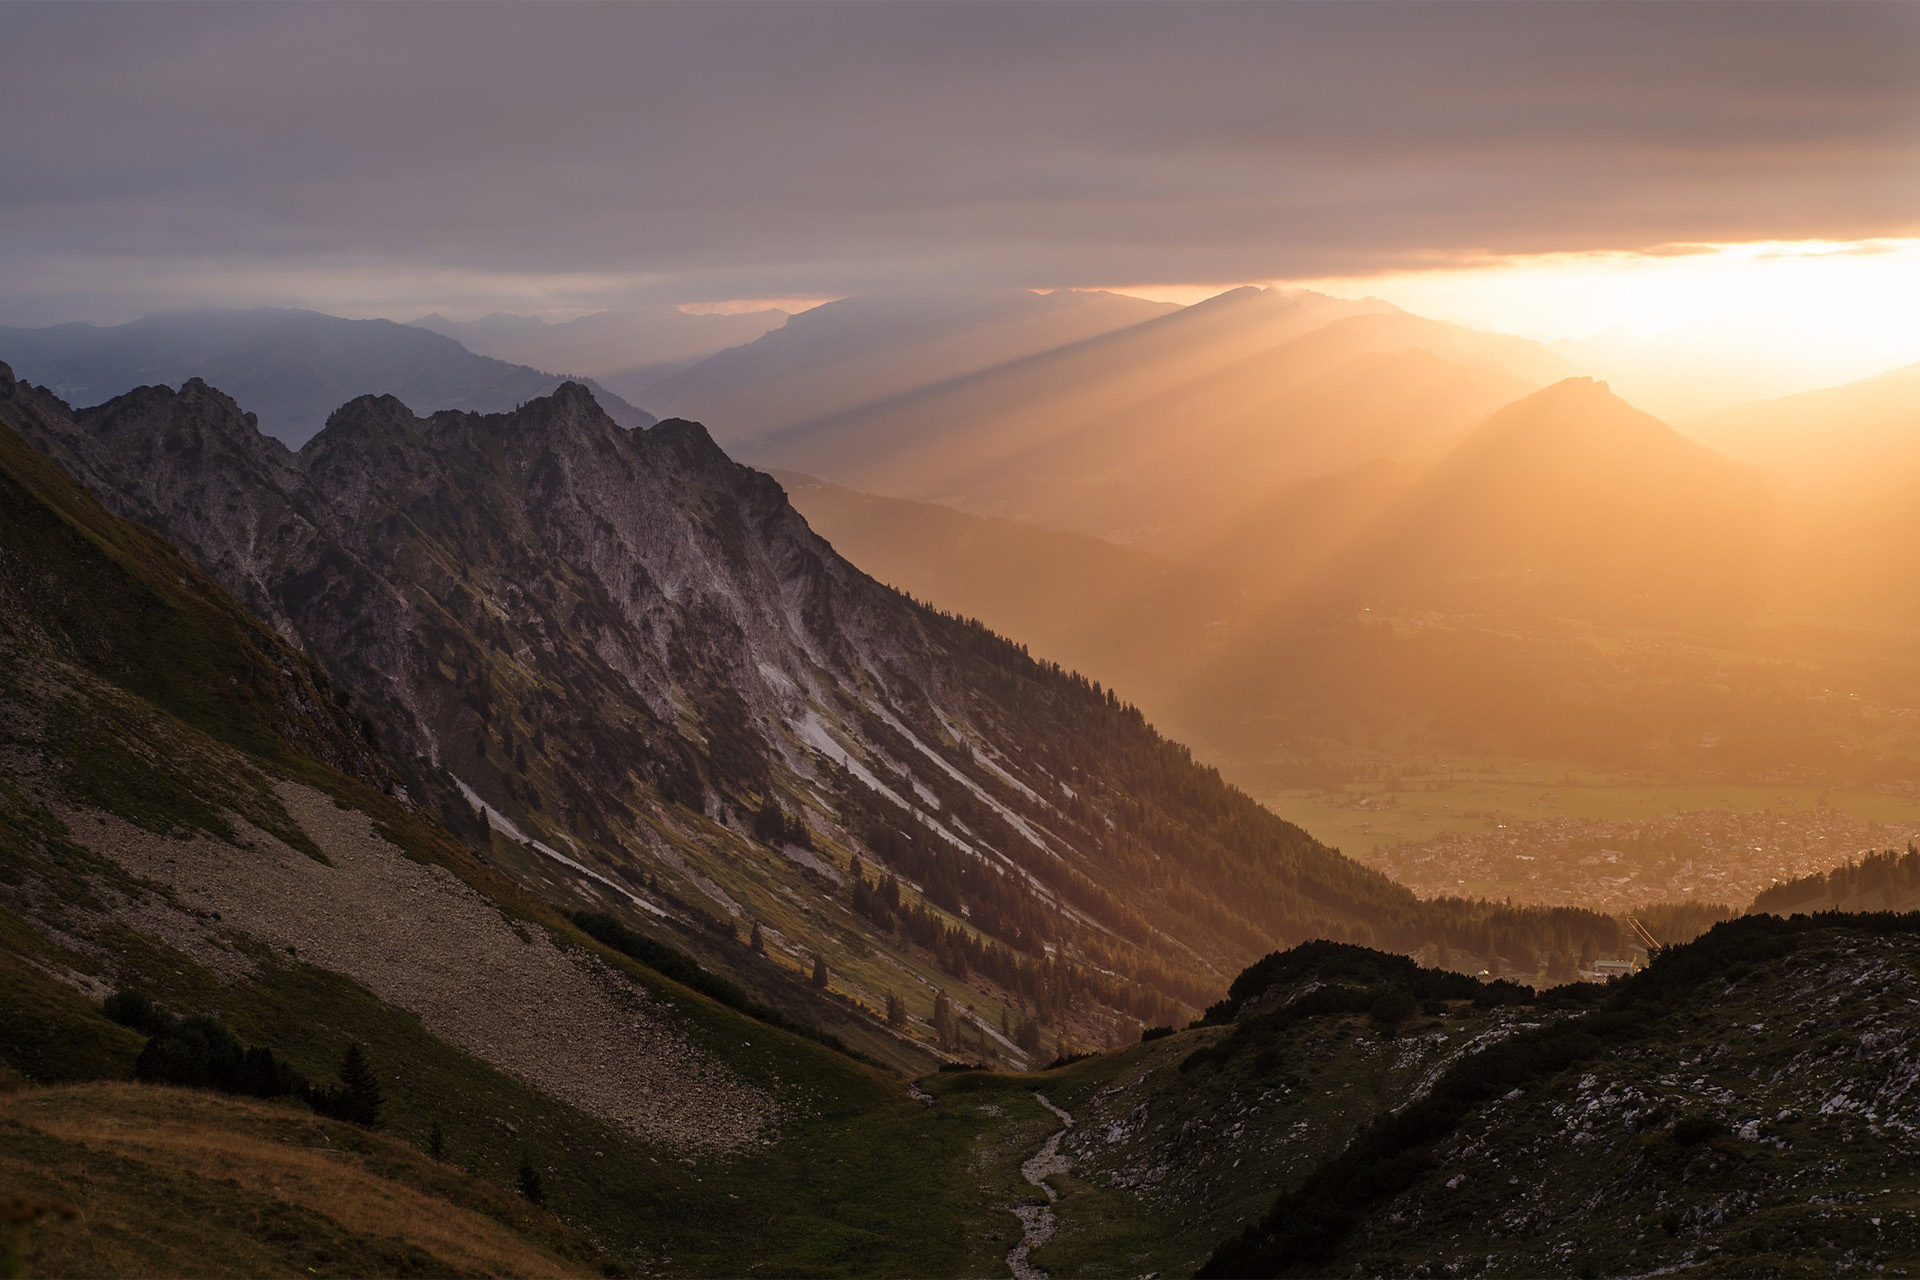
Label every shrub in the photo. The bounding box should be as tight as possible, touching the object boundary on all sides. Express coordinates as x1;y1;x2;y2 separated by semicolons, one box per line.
1672;1115;1727;1147
131;1013;305;1100
1370;988;1417;1026
517;1153;546;1206
569;910;865;1060
102;989;172;1037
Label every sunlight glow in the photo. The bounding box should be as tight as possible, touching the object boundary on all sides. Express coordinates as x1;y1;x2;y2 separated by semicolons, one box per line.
1114;240;1920;418
1292;239;1920;348
1289;239;1920;415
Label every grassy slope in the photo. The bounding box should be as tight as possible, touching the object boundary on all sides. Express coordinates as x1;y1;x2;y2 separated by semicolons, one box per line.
2;1084;591;1279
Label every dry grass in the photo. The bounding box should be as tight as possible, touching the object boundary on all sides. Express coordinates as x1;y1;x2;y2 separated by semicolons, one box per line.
0;1082;589;1278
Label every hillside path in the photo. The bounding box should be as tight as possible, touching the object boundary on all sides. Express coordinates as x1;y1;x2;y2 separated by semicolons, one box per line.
1008;1091;1074;1280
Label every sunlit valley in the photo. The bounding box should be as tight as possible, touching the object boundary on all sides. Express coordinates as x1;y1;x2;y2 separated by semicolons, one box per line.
4;5;1920;1278
751;287;1920;920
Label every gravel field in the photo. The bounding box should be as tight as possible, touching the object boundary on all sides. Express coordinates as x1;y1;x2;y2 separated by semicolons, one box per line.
66;779;777;1153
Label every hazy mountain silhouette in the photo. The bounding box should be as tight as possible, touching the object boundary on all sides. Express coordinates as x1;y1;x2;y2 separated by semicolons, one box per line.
0;308;656;447
639;289;1179;443
413;305;788;382
1311;377;1772;625
773;468;1222;703
749;292;1559;549
1548;325;1852;422
1680;360;1920;499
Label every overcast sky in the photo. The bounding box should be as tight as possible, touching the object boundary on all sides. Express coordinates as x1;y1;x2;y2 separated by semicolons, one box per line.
3;2;1916;324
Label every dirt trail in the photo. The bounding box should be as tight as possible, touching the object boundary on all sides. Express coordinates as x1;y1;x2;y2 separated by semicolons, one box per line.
1008;1091;1074;1280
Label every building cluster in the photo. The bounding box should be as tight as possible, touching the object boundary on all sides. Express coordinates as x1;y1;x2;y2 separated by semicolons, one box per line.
1364;806;1920;914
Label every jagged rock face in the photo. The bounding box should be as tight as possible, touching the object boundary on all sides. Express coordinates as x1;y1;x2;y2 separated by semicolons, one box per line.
0;377;385;791
20;374;888;837
3;366;1440;1056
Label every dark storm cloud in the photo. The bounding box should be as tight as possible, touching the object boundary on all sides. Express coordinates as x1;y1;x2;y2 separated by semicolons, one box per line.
2;2;1915;321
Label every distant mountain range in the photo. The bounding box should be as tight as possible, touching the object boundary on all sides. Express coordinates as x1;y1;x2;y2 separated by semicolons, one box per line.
412;304;788;385
638;289;1180;444
782;359;1912;795
0;308;656;447
1680;359;1920;499
725;287;1563;550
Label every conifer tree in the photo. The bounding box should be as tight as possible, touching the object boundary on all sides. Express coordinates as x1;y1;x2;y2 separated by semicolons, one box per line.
810;953;829;989
517;1153;546;1206
932;989;954;1047
337;1043;384;1127
748;921;765;955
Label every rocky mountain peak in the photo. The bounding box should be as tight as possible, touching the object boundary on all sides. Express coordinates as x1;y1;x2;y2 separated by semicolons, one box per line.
546;378;605;417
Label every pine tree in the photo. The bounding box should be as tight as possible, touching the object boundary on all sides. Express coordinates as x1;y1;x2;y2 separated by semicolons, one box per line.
426;1120;446;1162
1015;1016;1043;1054
337;1043;383;1127
885;990;906;1028
748;921;765;955
516;1153;546;1206
752;802;785;846
810;953;829;989
932;990;954;1047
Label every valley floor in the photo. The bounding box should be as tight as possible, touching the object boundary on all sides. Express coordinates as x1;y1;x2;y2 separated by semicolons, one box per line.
1263;763;1920;918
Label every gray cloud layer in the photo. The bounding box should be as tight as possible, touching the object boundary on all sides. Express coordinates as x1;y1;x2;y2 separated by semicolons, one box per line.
3;2;1916;322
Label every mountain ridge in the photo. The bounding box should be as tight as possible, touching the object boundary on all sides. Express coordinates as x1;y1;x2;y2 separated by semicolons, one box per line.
641;289;1182;445
3;366;1636;1060
0;308;657;447
742;292;1558;549
412;305;789;382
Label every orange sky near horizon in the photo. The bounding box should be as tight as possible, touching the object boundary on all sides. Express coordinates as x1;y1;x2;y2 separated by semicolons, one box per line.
1102;238;1920;416
685;238;1920;418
